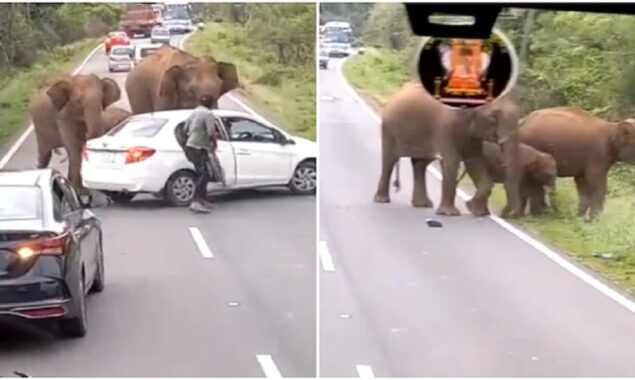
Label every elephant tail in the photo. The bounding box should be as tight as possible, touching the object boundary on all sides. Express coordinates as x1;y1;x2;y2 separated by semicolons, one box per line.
392;160;401;192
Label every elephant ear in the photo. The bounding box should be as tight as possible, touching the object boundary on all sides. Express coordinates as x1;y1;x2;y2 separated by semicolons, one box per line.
159;65;183;97
47;80;70;111
101;78;121;109
614;120;634;149
218;62;239;95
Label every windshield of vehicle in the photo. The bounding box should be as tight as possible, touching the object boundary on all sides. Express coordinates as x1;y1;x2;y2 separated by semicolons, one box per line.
139;47;159;57
108;117;168;138
152;28;169;36
0;187;41;221
111;46;133;57
324;31;351;44
109;32;127;39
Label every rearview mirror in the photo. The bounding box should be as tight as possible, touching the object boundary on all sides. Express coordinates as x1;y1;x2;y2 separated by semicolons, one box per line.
283;138;296;145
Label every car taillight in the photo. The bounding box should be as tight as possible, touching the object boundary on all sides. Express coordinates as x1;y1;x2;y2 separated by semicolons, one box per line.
125;146;155;164
15;232;69;259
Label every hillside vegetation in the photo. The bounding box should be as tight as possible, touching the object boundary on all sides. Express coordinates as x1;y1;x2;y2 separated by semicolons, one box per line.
189;4;316;140
0;3;121;150
337;4;635;294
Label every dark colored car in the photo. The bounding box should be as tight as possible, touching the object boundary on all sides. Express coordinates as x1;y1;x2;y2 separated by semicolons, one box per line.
0;169;104;338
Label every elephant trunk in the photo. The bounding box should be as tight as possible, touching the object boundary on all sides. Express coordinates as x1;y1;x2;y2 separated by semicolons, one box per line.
84;103;106;141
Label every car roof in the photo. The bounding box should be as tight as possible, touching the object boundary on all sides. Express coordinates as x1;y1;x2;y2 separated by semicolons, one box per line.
130;109;260;121
0;168;55;187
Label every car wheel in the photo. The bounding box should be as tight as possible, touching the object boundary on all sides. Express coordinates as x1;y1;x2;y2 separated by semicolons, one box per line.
289;161;316;195
104;191;135;203
90;239;105;293
165;170;197;206
58;274;87;338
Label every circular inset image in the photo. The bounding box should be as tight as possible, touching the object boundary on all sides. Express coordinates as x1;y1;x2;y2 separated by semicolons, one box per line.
417;28;518;109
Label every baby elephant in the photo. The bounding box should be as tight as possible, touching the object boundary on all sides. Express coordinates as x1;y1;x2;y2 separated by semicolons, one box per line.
459;142;557;216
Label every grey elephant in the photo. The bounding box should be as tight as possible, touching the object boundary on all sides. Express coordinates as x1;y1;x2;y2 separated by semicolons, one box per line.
29;74;121;191
518;106;635;220
374;81;523;217
125;45;239;113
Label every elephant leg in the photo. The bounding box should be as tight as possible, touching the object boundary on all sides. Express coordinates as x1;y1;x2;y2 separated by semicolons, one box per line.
37;148;53;169
374;134;398;204
586;170;608;221
436;156;460;216
463;156;492;217
574;176;591;218
411;158;433;208
529;185;546;216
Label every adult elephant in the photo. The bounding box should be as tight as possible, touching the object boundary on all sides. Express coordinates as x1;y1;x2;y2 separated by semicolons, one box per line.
29;74;121;191
518;106;635;220
373;81;522;217
125;45;239;114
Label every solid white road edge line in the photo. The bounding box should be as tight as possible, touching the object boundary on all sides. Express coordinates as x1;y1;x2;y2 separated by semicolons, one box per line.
318;240;335;272
334;58;635;315
0;44;102;169
356;365;376;378
188;227;214;258
256;354;283;378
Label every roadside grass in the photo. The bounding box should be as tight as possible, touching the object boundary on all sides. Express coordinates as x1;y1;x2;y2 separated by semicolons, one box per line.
186;23;316;140
343;50;635;295
0;39;98;152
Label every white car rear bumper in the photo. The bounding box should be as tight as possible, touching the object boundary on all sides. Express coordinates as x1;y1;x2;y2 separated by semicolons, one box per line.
82;163;167;194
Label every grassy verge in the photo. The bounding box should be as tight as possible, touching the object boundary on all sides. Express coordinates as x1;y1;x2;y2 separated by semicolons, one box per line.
0;39;99;152
186;23;316;141
343;49;635;295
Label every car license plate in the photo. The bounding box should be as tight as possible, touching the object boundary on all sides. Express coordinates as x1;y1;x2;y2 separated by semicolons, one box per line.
96;152;115;163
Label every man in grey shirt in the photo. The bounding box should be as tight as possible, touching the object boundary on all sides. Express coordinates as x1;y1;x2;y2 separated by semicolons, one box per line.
181;96;222;213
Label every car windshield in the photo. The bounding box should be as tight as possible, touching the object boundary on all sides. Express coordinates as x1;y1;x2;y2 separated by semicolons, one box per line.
0;186;41;221
110;32;126;38
153;29;169;36
111;47;133;57
108;117;168;138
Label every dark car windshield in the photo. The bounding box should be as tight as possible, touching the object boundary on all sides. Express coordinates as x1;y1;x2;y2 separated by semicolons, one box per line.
108;117;168;138
0;187;41;221
153;28;169;36
112;47;134;57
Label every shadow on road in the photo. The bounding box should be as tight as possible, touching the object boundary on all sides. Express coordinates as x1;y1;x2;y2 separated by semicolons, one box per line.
94;188;312;210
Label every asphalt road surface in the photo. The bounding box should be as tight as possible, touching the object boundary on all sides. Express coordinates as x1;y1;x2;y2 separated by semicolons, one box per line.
318;58;635;377
0;33;315;377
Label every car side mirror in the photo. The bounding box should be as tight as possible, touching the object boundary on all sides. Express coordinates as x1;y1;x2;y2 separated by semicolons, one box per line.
284;138;296;145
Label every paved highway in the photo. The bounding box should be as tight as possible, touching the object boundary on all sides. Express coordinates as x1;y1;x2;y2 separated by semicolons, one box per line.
318;58;635;377
0;34;315;377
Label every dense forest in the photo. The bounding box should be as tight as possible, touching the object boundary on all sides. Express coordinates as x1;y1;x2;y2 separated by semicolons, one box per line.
0;3;122;72
332;4;635;119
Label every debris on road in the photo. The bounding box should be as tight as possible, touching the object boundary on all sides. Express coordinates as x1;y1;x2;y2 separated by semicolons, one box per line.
425;218;443;228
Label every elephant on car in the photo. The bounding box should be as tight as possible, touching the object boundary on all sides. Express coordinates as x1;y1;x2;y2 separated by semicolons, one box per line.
458;141;557;216
29;74;123;191
125;45;239;114
518;106;635;220
373;81;523;217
